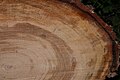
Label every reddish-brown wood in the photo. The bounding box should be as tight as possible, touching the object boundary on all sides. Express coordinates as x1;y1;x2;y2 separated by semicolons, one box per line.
0;0;119;80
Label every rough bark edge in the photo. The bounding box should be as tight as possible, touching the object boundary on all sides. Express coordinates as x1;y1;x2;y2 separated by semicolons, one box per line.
60;0;120;78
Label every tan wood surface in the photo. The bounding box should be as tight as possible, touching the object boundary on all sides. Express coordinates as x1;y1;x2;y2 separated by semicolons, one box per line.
0;0;115;80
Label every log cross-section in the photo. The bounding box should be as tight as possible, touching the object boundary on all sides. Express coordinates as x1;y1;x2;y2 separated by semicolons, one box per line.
0;0;119;80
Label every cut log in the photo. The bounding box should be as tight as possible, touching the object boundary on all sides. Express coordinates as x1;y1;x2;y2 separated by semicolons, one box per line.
0;0;119;80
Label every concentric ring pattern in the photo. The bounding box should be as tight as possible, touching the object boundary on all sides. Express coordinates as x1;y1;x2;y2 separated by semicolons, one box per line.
0;0;113;80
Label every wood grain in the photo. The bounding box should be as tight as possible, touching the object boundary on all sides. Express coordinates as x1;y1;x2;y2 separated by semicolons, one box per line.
0;0;116;80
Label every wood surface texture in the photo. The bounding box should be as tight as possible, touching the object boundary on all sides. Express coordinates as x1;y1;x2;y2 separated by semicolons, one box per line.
0;0;118;80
